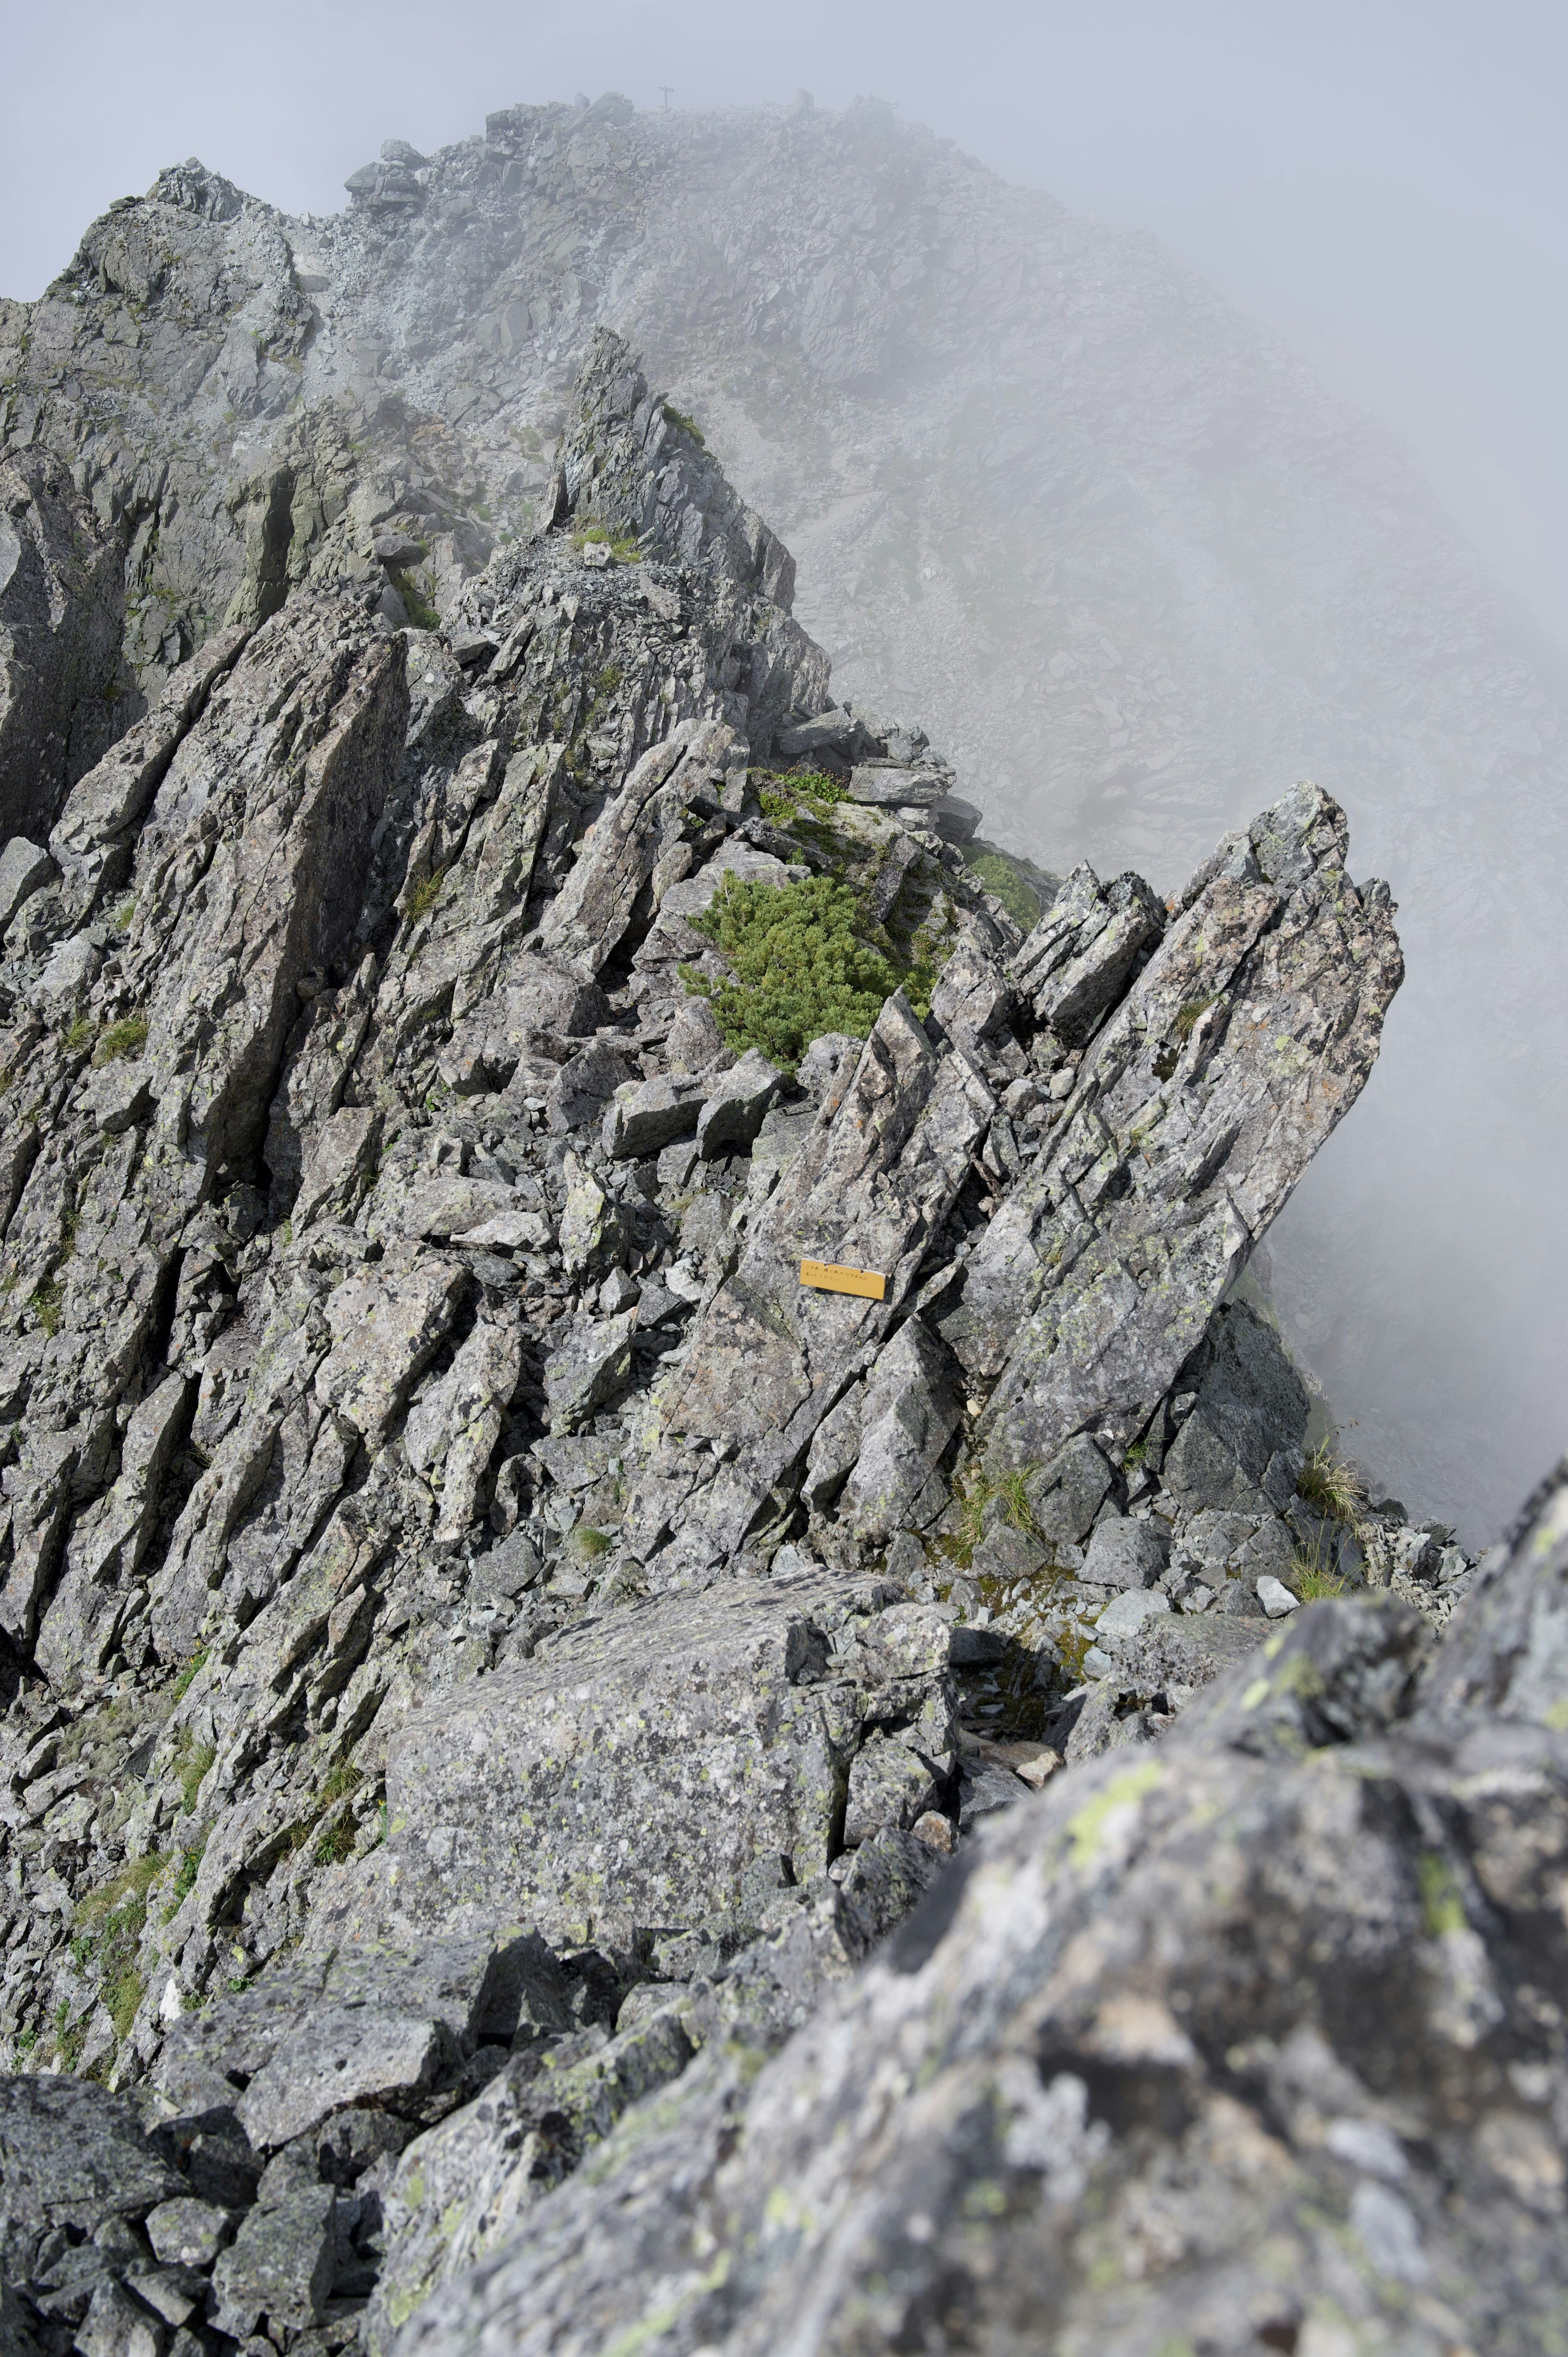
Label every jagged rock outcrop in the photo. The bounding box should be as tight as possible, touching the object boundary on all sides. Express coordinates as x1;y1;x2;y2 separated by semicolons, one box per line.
9;94;1564;1542
0;317;1523;2357
393;1465;1568;2357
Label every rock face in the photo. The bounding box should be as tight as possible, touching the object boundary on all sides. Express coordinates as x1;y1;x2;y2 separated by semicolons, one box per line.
316;1572;957;1953
393;1467;1568;2357
0;455;133;842
0;306;1534;2357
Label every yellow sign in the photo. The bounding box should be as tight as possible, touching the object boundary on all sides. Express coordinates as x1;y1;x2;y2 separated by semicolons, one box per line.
800;1258;886;1302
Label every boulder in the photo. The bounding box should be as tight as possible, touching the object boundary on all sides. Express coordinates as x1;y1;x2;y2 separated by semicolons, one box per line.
0;2078;182;2229
144;2200;232;2269
846;766;947;807
237;2005;445;2150
209;2187;336;2337
0;838;56;934
601;1072;706;1158
306;1572;955;1954
695;1047;782;1159
541;1310;637;1432
837;1315;964;1542
1161;1302;1310;1515
545;1038;634;1133
1081;1515;1170;1589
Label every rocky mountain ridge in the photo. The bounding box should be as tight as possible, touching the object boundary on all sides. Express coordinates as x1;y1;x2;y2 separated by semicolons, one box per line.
2;93;1565;1534
0;317;1550;2357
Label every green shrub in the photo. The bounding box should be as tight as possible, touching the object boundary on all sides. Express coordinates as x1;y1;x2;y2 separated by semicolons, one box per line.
661;400;706;448
319;1757;362;1805
161;1843;205;1919
683;874;902;1072
176;1734;216;1815
61;1016;95;1057
313;1819;357;1868
572;525;641;562
951;1464;1040;1563
94;1017;147;1065
788;770;848;806
1172;994;1217;1042
73;1856;165;2047
963;843;1046;932
1290;1552;1347;1601
171;1648;207;1701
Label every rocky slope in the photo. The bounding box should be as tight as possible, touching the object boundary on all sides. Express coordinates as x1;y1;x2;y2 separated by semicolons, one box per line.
0;321;1540;2357
2;96;1566;1531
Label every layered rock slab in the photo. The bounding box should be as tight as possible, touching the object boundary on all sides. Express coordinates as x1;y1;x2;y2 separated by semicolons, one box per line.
312;1572;956;1953
945;783;1401;1482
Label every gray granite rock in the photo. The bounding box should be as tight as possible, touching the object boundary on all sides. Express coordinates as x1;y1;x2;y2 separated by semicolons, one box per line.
390;1477;1565;2357
1081;1516;1170;1589
1162;1302;1310;1515
209;2186;336;2337
143;2199;232;2270
0;2078;181;2229
695;1048;782;1160
945;787;1399;1493
236;2005;445;2152
307;1572;952;1955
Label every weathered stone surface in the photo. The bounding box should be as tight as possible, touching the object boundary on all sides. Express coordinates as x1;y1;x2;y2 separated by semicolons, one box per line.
237;2005;444;2152
695;1048;782;1160
1010;861;1166;1045
154;1938;505;2124
539;718;737;976
0;455;128;843
75;2278;162;2357
310;1572;952;1953
1161;1300;1310;1514
836;1315;964;1543
209;2186;336;2336
541;1310;636;1433
0;840;57;935
627;993;991;1578
0;2078;181;2227
393;1479;1566;2357
926;911;1013;1048
143;2199;232;2270
601;1071;705;1158
545;1037;634;1133
842;1735;940;1844
362;2005;699;2356
944;786;1400;1483
1081;1515;1170;1589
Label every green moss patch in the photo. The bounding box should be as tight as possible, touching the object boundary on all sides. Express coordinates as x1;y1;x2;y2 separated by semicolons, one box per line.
962;838;1059;934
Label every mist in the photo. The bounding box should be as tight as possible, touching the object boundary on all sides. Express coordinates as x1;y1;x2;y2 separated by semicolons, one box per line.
6;0;1566;1542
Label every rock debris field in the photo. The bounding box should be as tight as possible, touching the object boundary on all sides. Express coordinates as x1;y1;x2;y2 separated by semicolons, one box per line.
0;129;1563;2357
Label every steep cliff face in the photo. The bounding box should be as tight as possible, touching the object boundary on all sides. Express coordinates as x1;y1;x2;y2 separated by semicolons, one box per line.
0;95;1563;1530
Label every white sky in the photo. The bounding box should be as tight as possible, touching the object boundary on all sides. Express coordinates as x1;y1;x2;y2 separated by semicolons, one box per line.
4;0;1566;640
